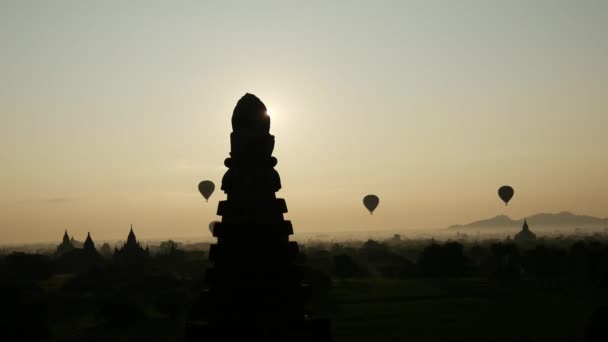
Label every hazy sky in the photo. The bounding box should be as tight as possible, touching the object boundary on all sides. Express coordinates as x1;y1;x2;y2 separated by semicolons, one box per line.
1;0;607;244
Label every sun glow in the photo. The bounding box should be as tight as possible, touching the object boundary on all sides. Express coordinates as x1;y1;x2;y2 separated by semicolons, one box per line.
266;106;275;119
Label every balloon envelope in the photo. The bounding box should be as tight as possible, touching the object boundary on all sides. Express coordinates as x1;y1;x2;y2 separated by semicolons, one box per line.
498;185;514;205
363;194;380;214
209;221;220;235
198;180;215;201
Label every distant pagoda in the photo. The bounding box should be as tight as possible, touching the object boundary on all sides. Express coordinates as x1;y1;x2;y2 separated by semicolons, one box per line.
514;219;537;243
55;229;74;255
114;225;149;258
188;94;330;341
83;232;97;253
57;231;100;271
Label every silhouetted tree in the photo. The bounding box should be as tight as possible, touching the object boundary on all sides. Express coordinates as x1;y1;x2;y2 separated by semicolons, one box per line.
333;254;364;278
302;247;332;274
522;245;567;285
156;289;186;320
489;243;521;282
0;253;51;342
159;240;181;255
359;239;414;278
468;244;489;272
97;293;146;328
4;252;51;285
585;306;608;342
418;242;467;277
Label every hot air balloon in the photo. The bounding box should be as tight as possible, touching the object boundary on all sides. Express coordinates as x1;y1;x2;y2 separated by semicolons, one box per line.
209;221;220;235
498;185;514;206
198;180;215;202
363;194;379;215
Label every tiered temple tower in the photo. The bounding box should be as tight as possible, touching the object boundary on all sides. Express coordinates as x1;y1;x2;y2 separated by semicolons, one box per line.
192;94;329;341
114;225;149;258
55;230;74;255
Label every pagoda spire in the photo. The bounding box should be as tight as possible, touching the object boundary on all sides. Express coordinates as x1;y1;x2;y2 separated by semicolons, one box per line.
188;93;329;341
83;232;95;251
114;224;149;258
56;228;74;255
127;224;137;245
515;218;536;243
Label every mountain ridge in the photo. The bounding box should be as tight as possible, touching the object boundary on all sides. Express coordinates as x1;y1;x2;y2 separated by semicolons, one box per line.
447;211;608;230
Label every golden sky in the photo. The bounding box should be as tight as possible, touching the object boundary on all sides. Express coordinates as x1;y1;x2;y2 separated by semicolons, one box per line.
1;1;607;244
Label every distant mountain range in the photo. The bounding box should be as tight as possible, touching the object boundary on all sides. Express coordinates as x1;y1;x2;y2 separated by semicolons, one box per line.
447;211;608;231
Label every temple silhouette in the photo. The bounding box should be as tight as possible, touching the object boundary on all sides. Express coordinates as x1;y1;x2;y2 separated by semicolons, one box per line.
114;225;150;258
82;232;97;253
54;231;100;272
55;230;74;255
55;230;98;256
54;226;150;261
186;94;330;341
514;219;537;243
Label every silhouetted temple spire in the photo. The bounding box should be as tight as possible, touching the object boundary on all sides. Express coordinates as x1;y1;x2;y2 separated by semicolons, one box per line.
83;232;95;251
56;229;74;255
127;224;137;246
231;93;270;133
515;218;536;243
114;224;149;259
187;93;329;341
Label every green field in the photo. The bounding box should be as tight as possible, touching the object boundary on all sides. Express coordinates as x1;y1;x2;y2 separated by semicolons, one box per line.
315;278;607;342
41;276;608;342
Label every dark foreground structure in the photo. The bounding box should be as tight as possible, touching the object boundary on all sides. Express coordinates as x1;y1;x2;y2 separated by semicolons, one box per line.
186;94;330;341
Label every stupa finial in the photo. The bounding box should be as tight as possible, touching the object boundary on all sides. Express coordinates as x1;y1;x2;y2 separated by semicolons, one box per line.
231;93;270;133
